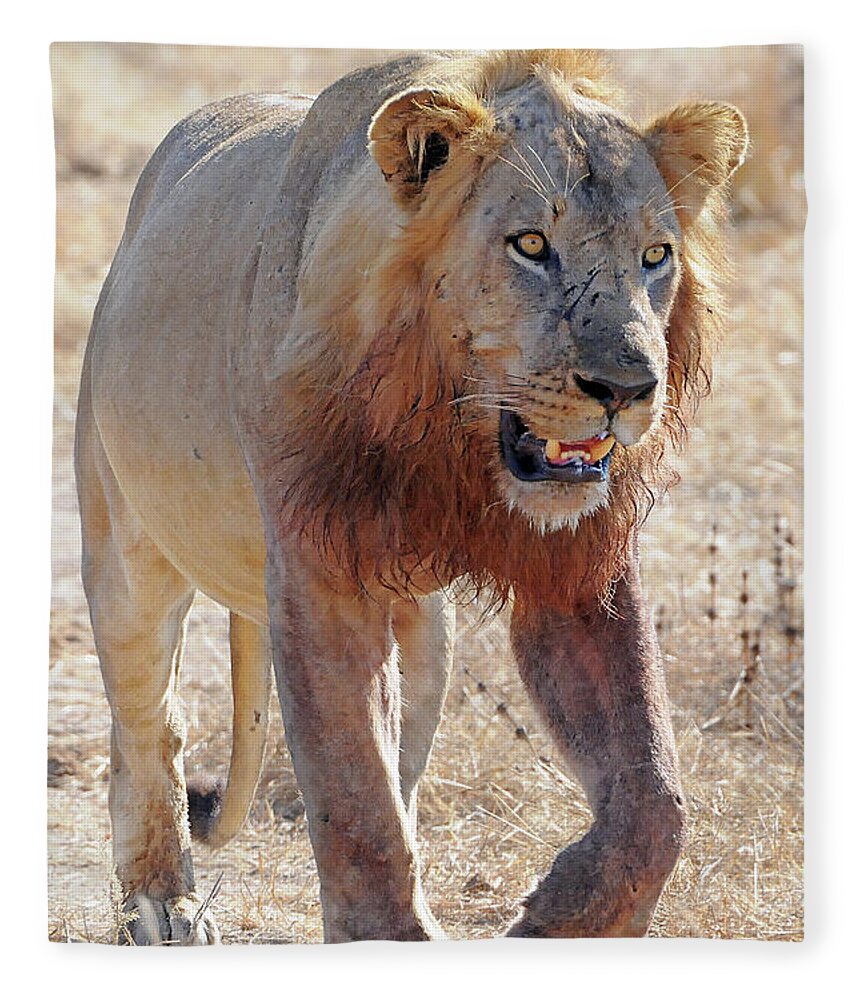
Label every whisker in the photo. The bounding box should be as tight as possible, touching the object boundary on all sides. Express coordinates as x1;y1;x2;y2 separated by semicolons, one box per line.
472;403;517;412
643;182;669;212
496;155;538;185
450;400;522;414
654;204;692;218
525;143;557;190
449;392;528;407
497;157;553;208
511;146;548;192
461;370;530;388
510;149;547;193
663;160;711;199
648;168;706;216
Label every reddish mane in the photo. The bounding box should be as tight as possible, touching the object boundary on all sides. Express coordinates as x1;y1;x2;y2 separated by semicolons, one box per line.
264;52;731;612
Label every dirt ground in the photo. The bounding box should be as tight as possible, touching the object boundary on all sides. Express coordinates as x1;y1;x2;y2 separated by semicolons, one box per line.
48;44;804;943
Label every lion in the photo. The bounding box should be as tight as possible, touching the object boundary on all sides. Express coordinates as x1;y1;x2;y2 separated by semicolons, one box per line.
74;49;747;943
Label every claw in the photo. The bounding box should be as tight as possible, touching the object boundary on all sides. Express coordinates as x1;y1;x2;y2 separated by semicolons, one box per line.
124;893;220;945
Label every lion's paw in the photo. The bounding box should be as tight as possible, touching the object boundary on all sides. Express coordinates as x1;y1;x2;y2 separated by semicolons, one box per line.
123;893;221;945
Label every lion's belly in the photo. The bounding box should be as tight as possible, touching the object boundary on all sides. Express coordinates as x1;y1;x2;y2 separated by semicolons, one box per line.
120;456;269;623
100;377;270;620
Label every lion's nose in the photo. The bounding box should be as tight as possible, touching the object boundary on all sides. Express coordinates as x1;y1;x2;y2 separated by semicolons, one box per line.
572;372;658;411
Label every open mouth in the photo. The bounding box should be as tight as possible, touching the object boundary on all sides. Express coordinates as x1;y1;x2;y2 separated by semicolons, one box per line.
499;410;616;484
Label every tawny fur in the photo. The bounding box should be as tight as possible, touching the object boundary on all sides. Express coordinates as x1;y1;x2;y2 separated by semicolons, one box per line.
77;50;748;943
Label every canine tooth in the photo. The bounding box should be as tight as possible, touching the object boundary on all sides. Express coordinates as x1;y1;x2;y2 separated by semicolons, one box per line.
545;438;561;461
589;434;616;461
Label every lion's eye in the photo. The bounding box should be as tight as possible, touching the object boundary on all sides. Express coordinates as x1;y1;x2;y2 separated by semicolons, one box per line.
510;231;549;262
642;244;671;269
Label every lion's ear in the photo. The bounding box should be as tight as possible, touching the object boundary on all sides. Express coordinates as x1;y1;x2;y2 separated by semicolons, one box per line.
645;103;749;220
368;87;496;206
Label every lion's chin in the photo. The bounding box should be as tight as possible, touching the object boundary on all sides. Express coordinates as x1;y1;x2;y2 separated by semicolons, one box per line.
496;472;610;536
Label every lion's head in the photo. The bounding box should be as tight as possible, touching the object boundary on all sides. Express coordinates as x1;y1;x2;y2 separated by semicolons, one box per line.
281;51;748;604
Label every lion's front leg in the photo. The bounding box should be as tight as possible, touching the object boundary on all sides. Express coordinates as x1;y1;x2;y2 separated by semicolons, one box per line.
508;555;686;938
265;549;442;943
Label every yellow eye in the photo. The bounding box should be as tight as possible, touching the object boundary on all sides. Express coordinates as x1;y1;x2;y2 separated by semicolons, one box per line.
642;244;671;268
512;231;549;260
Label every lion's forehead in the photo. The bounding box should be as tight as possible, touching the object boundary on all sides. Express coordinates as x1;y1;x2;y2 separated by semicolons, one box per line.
491;89;666;221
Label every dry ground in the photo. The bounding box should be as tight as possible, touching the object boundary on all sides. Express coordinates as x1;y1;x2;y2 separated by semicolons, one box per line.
48;44;804;943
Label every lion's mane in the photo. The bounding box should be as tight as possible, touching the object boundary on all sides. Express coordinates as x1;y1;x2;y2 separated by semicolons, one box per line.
268;51;733;611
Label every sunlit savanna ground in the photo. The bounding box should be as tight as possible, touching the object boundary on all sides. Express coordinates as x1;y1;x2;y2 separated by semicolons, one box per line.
49;44;803;942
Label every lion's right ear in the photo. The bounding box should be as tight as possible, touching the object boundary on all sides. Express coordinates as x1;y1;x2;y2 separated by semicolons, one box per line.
368;87;497;206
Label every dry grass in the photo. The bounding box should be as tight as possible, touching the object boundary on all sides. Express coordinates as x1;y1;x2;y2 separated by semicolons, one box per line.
48;44;803;944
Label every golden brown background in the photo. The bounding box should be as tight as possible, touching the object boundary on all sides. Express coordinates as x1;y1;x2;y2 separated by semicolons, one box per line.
49;44;803;941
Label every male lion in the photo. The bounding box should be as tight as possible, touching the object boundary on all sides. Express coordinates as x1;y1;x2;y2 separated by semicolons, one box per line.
75;49;747;943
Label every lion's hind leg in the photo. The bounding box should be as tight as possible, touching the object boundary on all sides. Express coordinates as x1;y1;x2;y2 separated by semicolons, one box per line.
75;403;218;945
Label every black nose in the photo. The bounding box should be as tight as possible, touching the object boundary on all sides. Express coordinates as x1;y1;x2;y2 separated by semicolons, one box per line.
573;372;658;410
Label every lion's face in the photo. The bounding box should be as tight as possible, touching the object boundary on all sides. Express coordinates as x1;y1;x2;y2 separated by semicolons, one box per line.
368;74;747;536
440;95;682;530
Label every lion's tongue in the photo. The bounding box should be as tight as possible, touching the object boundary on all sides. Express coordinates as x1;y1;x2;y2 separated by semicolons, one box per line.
545;433;615;466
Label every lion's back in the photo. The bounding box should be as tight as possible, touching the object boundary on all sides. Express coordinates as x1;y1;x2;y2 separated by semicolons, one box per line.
121;93;310;240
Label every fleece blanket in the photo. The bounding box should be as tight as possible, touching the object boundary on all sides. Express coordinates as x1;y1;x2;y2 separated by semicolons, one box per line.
49;44;803;943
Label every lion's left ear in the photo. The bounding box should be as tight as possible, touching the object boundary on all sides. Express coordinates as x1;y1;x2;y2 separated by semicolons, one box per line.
645;103;749;220
368;87;497;207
